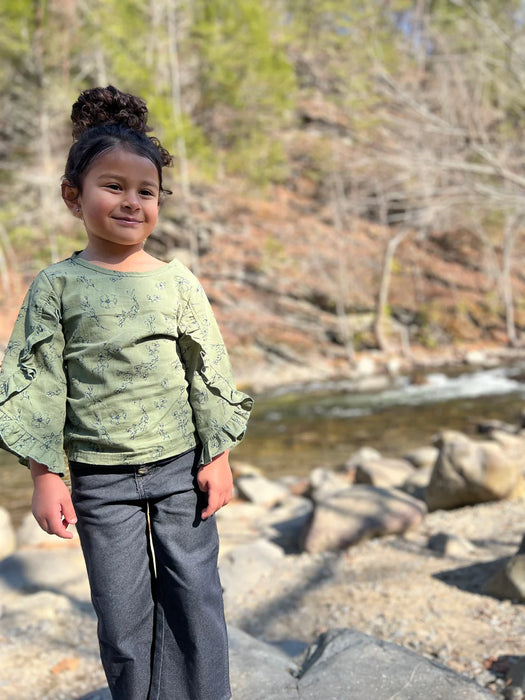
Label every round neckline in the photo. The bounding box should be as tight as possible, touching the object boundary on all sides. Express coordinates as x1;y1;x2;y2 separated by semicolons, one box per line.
71;251;179;277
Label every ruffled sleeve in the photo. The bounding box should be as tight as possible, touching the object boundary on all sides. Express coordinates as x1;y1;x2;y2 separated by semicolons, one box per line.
0;272;67;474
177;278;253;465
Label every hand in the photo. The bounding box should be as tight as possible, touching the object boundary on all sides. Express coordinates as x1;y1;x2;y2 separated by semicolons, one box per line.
196;450;233;520
30;460;77;539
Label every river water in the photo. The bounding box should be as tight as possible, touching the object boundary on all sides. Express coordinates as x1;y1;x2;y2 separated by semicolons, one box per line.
2;361;525;526
233;361;525;476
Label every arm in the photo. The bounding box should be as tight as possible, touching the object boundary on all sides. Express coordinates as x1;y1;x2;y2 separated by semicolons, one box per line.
196;449;233;520
176;276;253;465
30;459;77;539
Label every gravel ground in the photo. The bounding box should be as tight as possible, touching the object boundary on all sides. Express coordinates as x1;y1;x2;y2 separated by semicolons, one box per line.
223;499;525;698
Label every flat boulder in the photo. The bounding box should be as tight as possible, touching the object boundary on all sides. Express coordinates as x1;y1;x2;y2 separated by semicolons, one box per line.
353;456;416;488
426;430;525;511
301;485;426;554
296;628;493;700
228;626;300;700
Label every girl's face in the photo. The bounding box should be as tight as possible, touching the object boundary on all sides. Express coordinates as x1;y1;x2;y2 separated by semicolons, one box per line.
71;147;160;254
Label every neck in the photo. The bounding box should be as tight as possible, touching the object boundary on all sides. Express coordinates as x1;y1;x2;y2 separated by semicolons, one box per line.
78;245;165;271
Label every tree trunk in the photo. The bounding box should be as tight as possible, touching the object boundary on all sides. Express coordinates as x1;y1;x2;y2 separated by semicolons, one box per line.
500;213;519;346
374;229;409;352
167;1;199;274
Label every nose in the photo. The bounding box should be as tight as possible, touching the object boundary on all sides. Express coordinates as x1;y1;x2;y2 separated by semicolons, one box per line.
122;190;140;210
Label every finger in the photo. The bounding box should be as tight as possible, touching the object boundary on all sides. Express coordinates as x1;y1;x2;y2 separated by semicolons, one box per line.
201;491;220;520
48;511;74;539
62;502;77;527
57;527;75;540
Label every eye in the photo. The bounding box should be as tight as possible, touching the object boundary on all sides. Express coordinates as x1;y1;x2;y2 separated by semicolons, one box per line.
105;183;121;191
140;189;157;198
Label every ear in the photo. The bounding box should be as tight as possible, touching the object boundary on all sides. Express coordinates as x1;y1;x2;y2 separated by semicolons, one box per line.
61;181;82;218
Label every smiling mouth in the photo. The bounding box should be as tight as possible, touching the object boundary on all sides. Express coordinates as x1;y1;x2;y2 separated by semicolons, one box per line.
113;217;143;224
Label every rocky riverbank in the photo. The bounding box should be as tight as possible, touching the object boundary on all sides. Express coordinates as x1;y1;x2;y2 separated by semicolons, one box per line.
1;419;524;699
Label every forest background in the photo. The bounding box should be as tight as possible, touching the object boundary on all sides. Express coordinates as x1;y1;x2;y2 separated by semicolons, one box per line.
2;0;525;388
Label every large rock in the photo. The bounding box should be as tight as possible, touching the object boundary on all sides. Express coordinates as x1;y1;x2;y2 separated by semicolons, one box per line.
0;506;16;560
301;485;427;554
228;626;300;699
235;474;290;507
353;456;416;489
426;430;525;511
296;629;494;700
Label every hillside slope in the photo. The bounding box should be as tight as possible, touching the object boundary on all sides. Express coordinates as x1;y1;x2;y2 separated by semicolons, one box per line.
145;179;525;388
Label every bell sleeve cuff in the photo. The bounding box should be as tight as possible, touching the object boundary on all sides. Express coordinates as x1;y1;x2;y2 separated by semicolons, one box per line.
0;273;67;474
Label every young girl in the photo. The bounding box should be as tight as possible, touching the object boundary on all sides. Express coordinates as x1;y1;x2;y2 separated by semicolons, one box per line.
0;85;252;700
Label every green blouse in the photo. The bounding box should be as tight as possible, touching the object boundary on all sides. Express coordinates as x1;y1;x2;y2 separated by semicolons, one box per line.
0;253;253;474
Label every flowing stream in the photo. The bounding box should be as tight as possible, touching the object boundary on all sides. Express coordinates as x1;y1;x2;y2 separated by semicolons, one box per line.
233;361;525;477
1;361;525;526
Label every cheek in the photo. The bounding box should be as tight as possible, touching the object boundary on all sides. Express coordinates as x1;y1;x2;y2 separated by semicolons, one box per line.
147;203;160;222
82;193;112;216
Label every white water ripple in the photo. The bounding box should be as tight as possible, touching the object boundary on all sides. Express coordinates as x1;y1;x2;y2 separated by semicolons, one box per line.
319;366;525;417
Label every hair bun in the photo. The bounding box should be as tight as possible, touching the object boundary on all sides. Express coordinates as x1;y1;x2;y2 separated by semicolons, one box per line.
70;85;151;140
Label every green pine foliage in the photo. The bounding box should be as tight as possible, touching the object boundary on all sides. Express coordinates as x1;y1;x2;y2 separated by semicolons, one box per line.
191;0;297;179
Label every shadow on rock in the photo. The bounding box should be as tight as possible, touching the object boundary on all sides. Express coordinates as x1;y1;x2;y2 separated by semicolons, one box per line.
432;556;511;596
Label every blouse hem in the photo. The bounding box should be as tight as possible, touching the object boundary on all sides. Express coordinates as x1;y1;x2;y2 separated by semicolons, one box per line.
66;436;198;468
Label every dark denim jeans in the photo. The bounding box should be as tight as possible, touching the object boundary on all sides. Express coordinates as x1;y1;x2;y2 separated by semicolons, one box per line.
70;448;230;700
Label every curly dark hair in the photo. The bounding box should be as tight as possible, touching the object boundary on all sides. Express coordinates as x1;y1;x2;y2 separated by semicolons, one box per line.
64;86;173;196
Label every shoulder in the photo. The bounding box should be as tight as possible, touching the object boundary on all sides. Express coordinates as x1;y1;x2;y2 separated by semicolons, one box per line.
30;257;78;299
167;258;206;297
168;257;197;283
37;256;78;284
